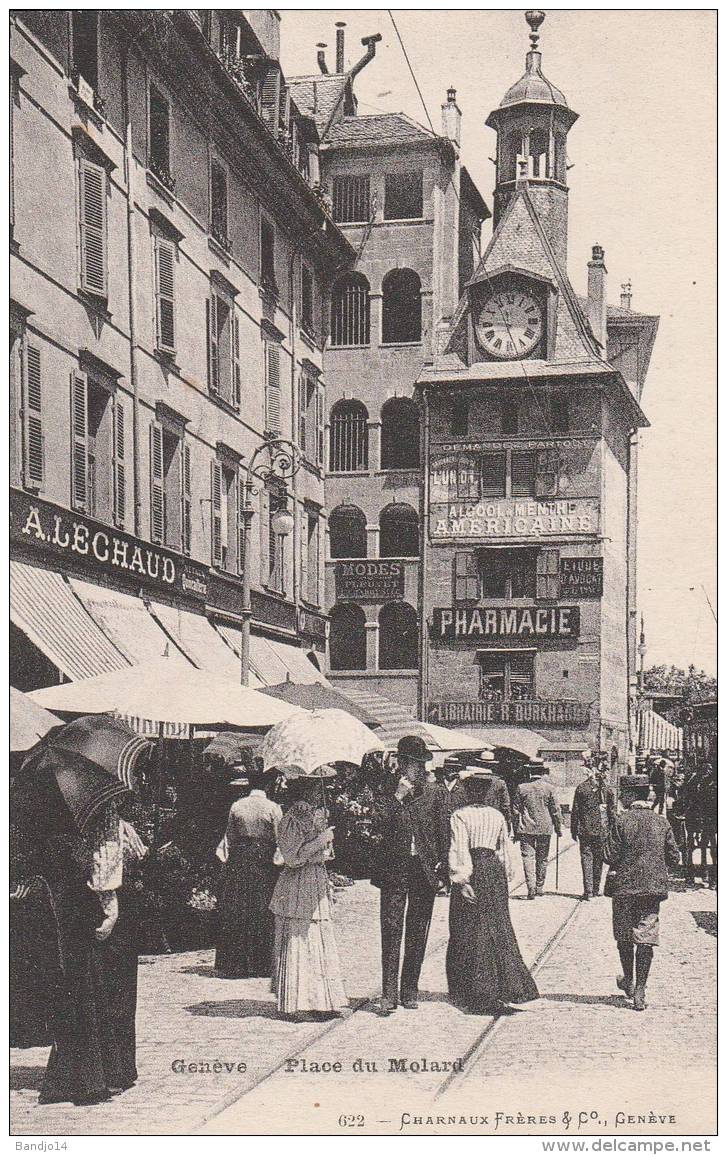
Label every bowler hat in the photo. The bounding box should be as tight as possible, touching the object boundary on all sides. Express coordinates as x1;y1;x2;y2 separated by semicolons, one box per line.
619;774;649;789
397;734;433;763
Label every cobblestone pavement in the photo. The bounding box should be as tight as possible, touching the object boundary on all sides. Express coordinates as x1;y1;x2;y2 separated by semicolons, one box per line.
11;842;716;1137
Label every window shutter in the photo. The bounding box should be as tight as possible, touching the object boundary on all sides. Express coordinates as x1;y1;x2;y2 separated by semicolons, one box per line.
23;344;45;488
535;448;559;497
454;551;479;602
266;343;281;434
70;370;89;510
237;475;248;576
480;452;506;497
260;65;281;135
298;374;307;451
112;396;126;528
211;459;223;567
149;420;165;543
232;311;241;410
155;237;176;353
79;157;107;296
207;295;219;395
536;548;560;600
316;385;324;467
181;442;192;555
511;450;536;496
300;513;309;601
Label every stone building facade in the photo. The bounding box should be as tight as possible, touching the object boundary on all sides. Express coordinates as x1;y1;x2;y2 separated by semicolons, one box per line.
10;10;354;697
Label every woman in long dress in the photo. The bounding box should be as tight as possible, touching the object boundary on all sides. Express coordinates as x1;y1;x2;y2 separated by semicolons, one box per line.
270;778;347;1019
215;769;282;977
447;772;539;1014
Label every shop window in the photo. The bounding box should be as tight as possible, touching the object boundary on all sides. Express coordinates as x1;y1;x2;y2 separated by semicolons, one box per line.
384;171;423;220
329;505;366;560
379;503;418;559
501;397;518;435
379;602;418;670
149;83;172;189
380;397;419;470
330;273;370;347
480;549;536;599
71;11;98;93
210;158;229;249
329;400;368;473
479;651;534;702
552;395;569;433
329;603;366;671
381;269;421;344
332;175;370;224
450;397;469;436
260;216;277;293
207;289;240;410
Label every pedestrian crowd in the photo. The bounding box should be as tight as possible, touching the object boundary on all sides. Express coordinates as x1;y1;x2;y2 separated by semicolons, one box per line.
10;726;716;1109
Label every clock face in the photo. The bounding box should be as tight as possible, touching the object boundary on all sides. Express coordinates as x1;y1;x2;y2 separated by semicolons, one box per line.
476;290;543;359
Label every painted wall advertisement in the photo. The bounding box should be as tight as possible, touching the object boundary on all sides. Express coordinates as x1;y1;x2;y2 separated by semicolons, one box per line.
335;560;405;602
428;699;592;727
431;605;580;640
559;556;604;597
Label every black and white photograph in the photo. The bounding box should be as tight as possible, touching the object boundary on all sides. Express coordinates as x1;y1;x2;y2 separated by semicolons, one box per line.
8;7;716;1139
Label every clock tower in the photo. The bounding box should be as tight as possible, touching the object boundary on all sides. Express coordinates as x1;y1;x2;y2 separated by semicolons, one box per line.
486;10;578;267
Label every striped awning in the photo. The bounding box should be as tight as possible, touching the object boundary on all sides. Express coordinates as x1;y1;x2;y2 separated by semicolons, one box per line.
68;578;187;665
212;624;325;688
638;708;683;754
150;602;245;682
10;560;129;681
332;684;416;728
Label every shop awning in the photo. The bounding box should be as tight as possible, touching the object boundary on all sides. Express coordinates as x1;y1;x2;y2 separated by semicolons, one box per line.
457;726;548;760
333;684;416;728
376;719;493;753
149;602;262;686
68;578;187;666
10;560;129;681
213;623;326;688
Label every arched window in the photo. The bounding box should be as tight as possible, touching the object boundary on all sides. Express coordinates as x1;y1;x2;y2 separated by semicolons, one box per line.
329;400;369;473
381;268;422;344
329;504;367;559
529;128;550;179
378;602;418;670
379;503;419;558
380;397;420;470
330;273;370;347
329;603;367;671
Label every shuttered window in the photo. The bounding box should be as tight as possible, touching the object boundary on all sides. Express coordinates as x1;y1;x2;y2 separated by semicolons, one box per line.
301;265;314;334
298;374;308;453
260;217;276;291
79;157;107;297
149;83;171;184
22;344;45;488
211;458;223;567
260;65;281;136
232;312;240;410
265;342;282;435
536;548;560;600
181;442;192;555
207;295;219;395
149;421;165;544
155;236;176;354
511;451;536;497
480;452;506;498
207;291;239;410
210;158;228;244
454;552;479;603
237;475;248;577
315;384;324;468
112;397;126;528
70;370;89;511
535;448;560;497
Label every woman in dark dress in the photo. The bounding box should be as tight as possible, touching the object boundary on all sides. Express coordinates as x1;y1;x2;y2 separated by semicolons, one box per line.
447;772;539;1014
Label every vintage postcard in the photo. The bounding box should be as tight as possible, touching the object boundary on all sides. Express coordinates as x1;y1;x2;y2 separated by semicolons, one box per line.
9;7;716;1140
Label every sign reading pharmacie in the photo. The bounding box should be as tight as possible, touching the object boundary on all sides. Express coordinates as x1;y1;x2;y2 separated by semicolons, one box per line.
559;556;603;598
428;699;592;727
335;560;405;602
11;488;209;599
431;605;580;641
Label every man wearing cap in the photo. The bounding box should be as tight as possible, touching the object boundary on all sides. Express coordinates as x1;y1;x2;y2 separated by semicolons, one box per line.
513;760;562;899
371;735;450;1014
571;760;617;900
605;775;681;1011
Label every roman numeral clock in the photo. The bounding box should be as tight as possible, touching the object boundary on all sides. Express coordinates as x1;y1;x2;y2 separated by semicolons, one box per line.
476;289;543;358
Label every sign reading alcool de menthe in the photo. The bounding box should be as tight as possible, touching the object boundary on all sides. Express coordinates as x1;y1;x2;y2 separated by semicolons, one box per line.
429;497;600;540
335;560;405;602
428;700;592;727
431;605;580;640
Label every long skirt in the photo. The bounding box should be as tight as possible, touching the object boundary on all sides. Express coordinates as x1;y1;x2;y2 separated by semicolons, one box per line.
215;839;278;978
10;884;60;1047
272;915;348;1014
447;848;539;1011
40;893;138;1105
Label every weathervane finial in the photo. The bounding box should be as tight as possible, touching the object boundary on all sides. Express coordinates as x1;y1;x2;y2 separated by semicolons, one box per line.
525;10;546;51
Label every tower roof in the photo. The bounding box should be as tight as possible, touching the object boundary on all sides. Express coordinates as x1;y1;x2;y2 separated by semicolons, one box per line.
487;11;577;127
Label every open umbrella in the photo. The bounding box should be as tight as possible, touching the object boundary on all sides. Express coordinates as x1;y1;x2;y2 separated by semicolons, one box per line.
202;731;264;767
19;714;153;831
375;718;495;753
262;708;385;778
10;686;61;753
259;681;380;726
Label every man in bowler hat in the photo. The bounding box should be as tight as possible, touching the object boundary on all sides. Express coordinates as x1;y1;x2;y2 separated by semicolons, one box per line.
371;735;450;1014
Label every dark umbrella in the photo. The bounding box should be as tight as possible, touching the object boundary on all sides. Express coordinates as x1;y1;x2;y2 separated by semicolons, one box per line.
19;714;153;832
259;682;380;727
202;731;265;768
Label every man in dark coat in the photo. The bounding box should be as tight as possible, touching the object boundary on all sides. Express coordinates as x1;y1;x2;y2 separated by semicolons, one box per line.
513;761;562;899
605;775;681;1011
442;751;512;830
371;735;450;1014
571;762;617;899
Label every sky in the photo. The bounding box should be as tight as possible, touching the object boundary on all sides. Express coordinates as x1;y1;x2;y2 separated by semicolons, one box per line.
280;9;717;675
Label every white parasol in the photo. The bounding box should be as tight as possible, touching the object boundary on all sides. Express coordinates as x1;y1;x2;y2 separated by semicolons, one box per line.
261;708;385;778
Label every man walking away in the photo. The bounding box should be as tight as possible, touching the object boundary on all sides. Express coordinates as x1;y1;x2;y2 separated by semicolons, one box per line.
605;775;681;1011
371;736;450;1015
513;760;562;899
649;758;667;814
571;761;617;900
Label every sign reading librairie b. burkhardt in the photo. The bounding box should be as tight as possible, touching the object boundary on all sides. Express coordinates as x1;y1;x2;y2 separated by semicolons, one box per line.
431;605;580;640
428;699;591;727
335;560;405;602
560;556;603;597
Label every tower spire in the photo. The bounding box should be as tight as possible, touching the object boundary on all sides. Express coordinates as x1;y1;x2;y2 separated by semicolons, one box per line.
525;9;545;51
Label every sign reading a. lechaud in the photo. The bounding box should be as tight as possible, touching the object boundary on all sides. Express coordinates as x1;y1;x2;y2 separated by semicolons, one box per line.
559;556;604;597
431;605;580;640
335;560;405;602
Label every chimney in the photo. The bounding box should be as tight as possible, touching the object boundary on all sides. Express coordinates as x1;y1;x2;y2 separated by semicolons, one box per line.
335;22;346;73
620;280;633;310
316;43;329;75
587;244;608;348
441;86;461;146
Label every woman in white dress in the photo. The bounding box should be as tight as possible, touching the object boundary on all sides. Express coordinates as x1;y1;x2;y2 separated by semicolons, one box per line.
270;778;347;1019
